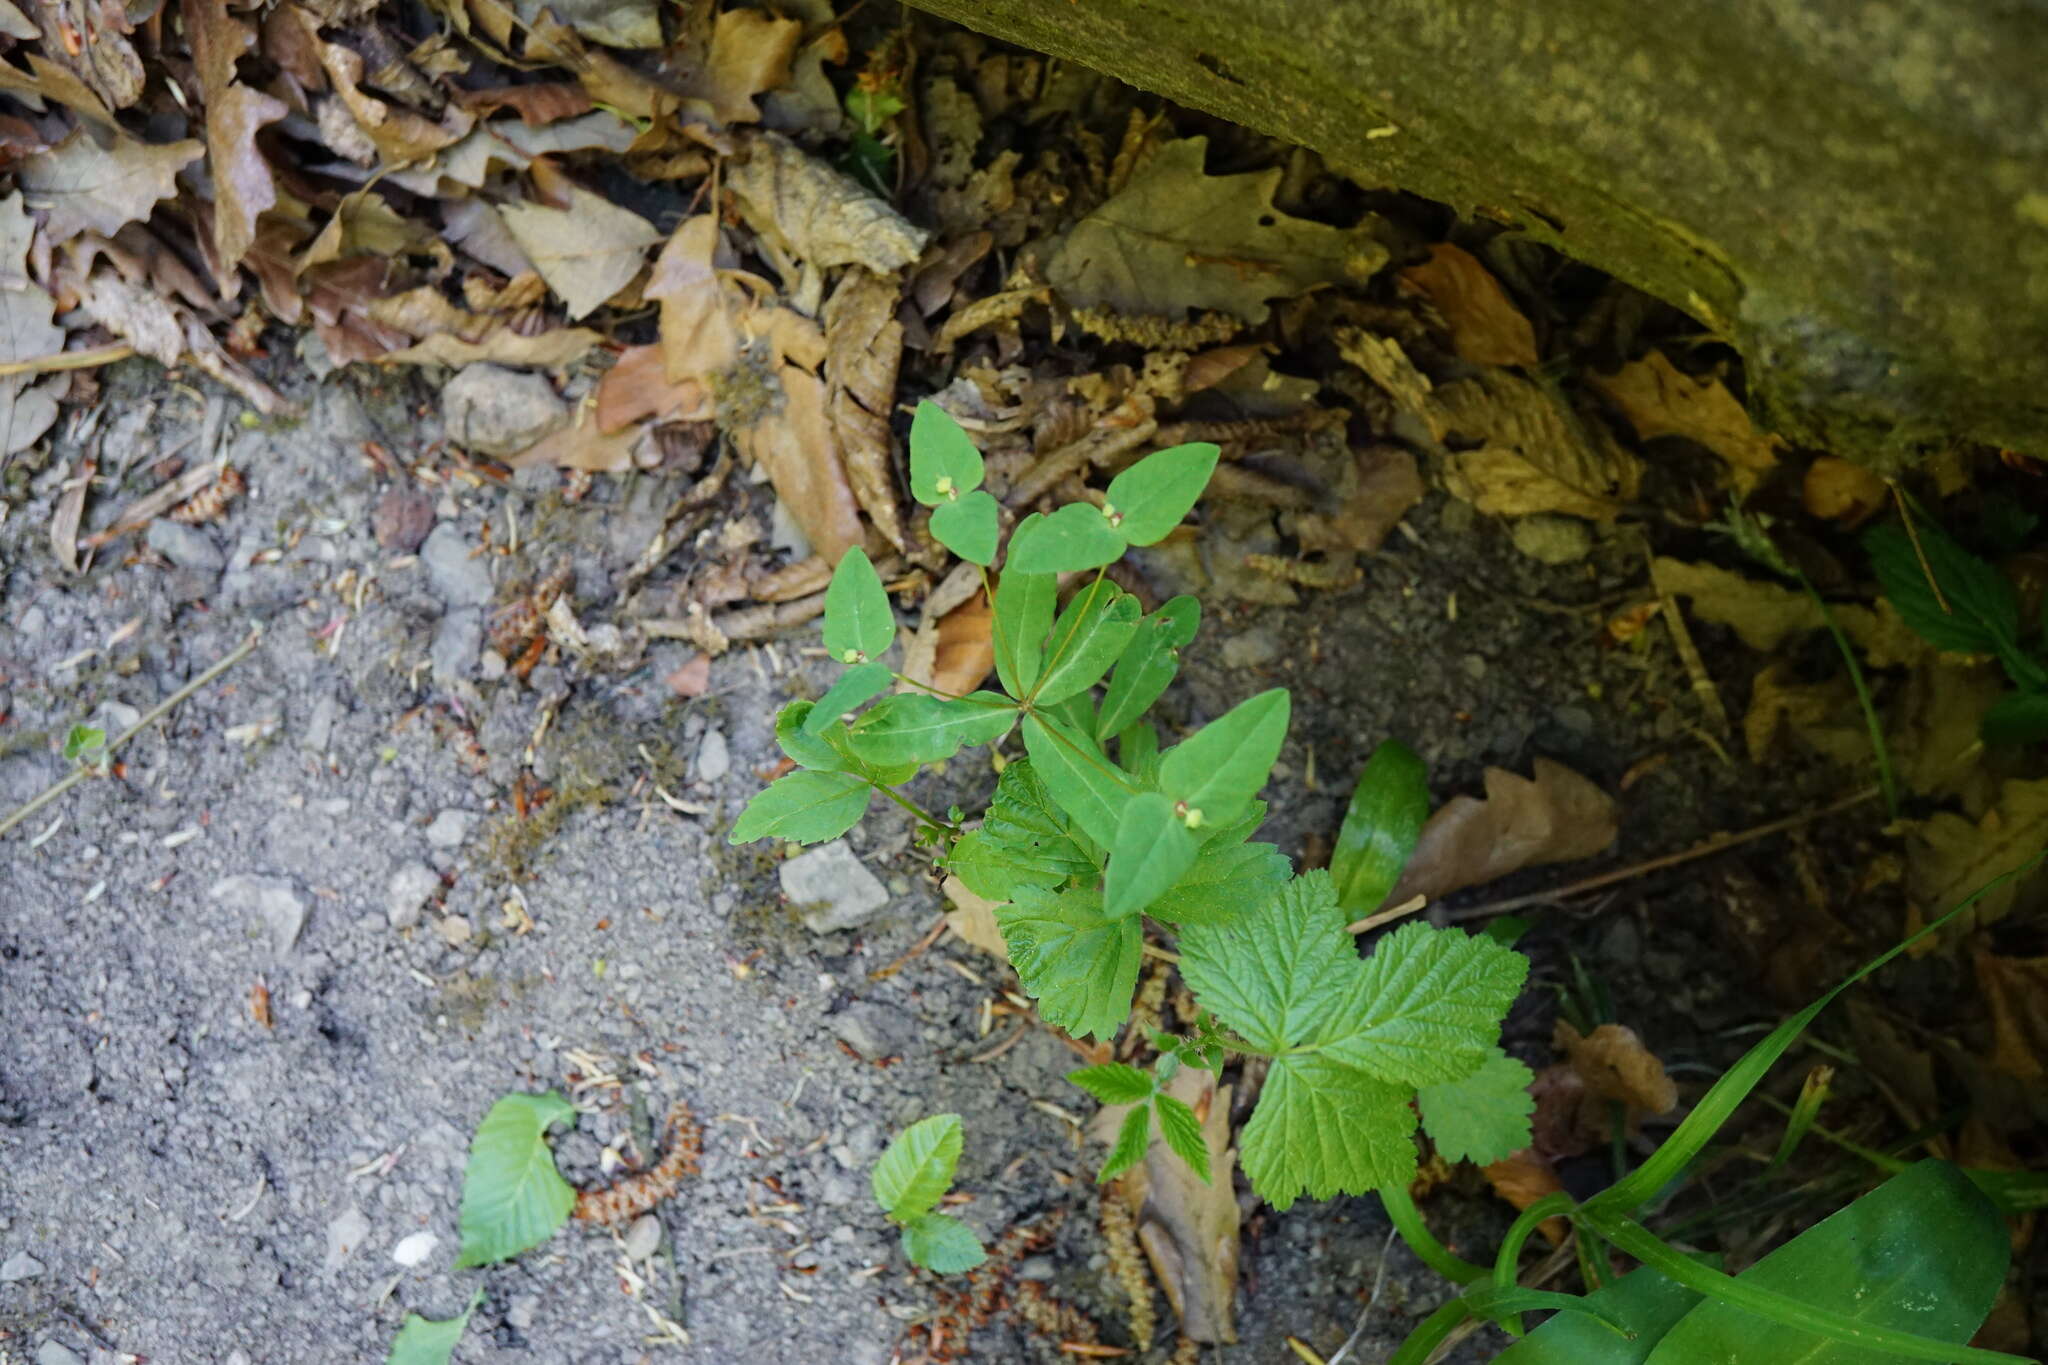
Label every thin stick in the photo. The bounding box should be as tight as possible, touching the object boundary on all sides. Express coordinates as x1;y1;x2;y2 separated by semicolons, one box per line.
1345;893;1427;936
0;626;264;840
0;342;135;378
1887;479;1950;614
1441;786;1882;922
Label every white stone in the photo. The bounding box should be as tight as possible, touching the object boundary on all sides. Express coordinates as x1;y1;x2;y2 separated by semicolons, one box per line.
392;1231;438;1267
780;841;889;933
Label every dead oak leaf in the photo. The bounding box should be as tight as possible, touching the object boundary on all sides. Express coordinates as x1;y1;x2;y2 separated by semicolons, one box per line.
500;186;661;319
1435;370;1639;522
729;130;928;274
1902;777;2048;937
823;267;907;550
1399;243;1539;367
686;7;801;124
1589;349;1780;491
1388;757;1618;906
20;129;202;243
0;191;64;455
731;364;865;564
207;84;289;272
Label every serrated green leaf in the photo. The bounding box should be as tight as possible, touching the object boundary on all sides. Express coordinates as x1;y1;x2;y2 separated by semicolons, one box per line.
1099;1103;1152;1182
1104;791;1198;918
1104;443;1220;545
1034;579;1142;706
872;1113;964;1223
929;489;1000;565
803;661;895;735
1981;689;2048;746
1177;871;1355;1051
1320;921;1530;1086
454;1092;578;1268
1158;688;1290;828
1416;1047;1535;1164
1007;500;1126;573
845;692;1018;767
1069;1062;1155;1104
910;400;985;505
729;769;871;844
1867;522;2033;682
1331;739;1428;913
995;883;1142;1039
1096;595;1200;740
993;551;1056;695
946;759;1098;899
1241;1053;1416;1209
1148;838;1291;925
901;1211;986;1273
1155;1093;1211;1183
1022;713;1135;835
386;1290;483;1365
823;547;895;663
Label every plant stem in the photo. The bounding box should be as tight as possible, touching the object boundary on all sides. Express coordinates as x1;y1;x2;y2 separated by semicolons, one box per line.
1379;1186;1487;1285
1797;570;1899;819
872;782;956;837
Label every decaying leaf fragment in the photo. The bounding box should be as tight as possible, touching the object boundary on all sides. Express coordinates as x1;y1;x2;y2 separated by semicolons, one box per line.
1335;327;1442;443
646;214;749;383
729;364;866;564
20;129;202;242
1387;757;1617;906
1589;349;1780;490
1742;661;1869;766
728;131;928;274
1974;950;2048;1079
1286;445;1424;554
823;268;907;549
500;186;661;319
1902;777;2048;936
1553;1021;1677;1116
1649;557;1925;667
0;193;63;455
1435;370;1639;521
1399;243;1539;367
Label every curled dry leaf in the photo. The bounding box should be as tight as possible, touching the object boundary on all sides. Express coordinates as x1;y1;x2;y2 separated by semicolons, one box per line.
1554;1020;1677;1116
1335;326;1442;443
1973;951;2048;1080
1588;349;1780;491
19;129;203;243
823;268;907;550
1399;242;1539;368
1650;557;1925;667
1480;1149;1569;1246
687;7;802;125
1902;777;2048;938
728;131;929;274
500;186;661;319
1802;455;1888;527
1106;1067;1240;1344
730;365;865;564
1387;757;1617;906
1436;370;1640;521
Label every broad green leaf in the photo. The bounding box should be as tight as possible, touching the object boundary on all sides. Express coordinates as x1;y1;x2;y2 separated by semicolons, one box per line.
992;552;1055;695
1104;443;1220;544
929;489;1000;565
1464;1285;1636;1341
454;1092;577;1267
901;1211;986;1274
995;883;1142;1039
845;692;1018;767
1158;688;1290;827
1148;838;1291;925
1104;792;1199;918
1155;1093;1210;1182
1494;1264;1704;1365
1981;688;2048;746
822;547;894;663
1034;579;1142;706
947;830;1042;900
1007;500;1126;573
1331;740;1428;913
1178;871;1357;1051
1116;720;1161;781
1417;1047;1535;1164
1241;1053;1416;1209
871;1113;964;1223
1068;1062;1155;1104
1643;1160;2007;1365
777;701;847;770
1320;921;1529;1085
909;400;985;504
1867;522;2037;684
1022;714;1134;836
729;769;871;844
385;1290;482;1365
803;661;894;735
1100;1103;1151;1182
1096;595;1201;740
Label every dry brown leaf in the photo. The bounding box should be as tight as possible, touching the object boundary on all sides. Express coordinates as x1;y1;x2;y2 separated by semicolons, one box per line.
0;53;118;131
941;875;1008;959
1589;349;1780;491
1436;370;1639;521
19;129;202;243
523;11;684;124
500;186;660;319
1974;951;2048;1080
297;188;431;272
1287;445;1423;554
1802;455;1888;527
392;111;638;193
1479;1149;1568;1246
930;594;995;695
1891;656;2004;804
1902;777;2048;937
1649;557;1926;667
593;344;713;432
1742;660;1869;767
1399;243;1539;367
376;328;602;370
1555;1021;1677;1114
313;26;473;163
729;130;928;273
731;365;865;564
823;268;906;550
1388;757;1617;906
511;415;640;472
686;7;801;124
646;215;746;382
0;192;65;455
1103;1068;1240;1344
1334;327;1441;442
207;84;289;272
664;652;711;698
452;81;593;123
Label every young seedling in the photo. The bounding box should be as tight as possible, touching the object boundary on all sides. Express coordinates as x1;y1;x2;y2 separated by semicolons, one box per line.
62;724;107;773
872;1113;986;1274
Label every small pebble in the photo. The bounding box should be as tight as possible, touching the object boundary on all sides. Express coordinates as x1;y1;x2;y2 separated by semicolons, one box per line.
385;863;440;930
424;810;475;849
324;1207;370;1271
36;1342;84;1365
1;1251;45;1281
209;875;307;955
623;1214;661;1262
392;1231;438;1267
695;728;731;783
780;841;888;934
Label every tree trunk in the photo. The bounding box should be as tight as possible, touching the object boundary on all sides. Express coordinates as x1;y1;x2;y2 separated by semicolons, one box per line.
909;0;2048;462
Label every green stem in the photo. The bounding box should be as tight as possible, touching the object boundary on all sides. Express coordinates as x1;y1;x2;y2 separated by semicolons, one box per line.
872;782;957;837
1798;570;1899;820
1023;566;1108;709
1384;1300;1471;1365
1379;1186;1487;1285
1492;1192;1576;1335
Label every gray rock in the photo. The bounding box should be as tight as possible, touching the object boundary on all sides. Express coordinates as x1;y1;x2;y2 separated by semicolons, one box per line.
145;520;225;572
209;875;306;954
623;1214;661;1261
324;1206;370;1272
442;364;567;457
695;728;731;783
829;1003;909;1060
420;525;493;609
506;1293;540;1330
780;841;888;933
301;693;338;753
424;810;475;849
386;863;440;930
1;1251;44;1281
431;608;484;683
1510;514;1594;565
36;1343;83;1365
1220;628;1279;669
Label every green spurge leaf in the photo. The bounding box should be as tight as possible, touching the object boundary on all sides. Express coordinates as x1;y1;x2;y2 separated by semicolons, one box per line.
901;1211;986;1273
1319;920;1529;1086
1022;713;1134;836
1103;443;1220;544
1416;1047;1534;1164
995;883;1142;1039
872;1113;964;1223
929;489;1000;565
1331;740;1428;912
846;692;1017;767
1242;1053;1416;1209
909;400;985;504
803;661;894;735
730;769;871;844
1147;838;1291;925
1155;1093;1210;1182
1493;1264;1704;1364
1159;688;1290;827
1116;720;1161;781
1007;500;1127;573
1034;579;1142;705
776;701;847;770
1096;595;1200;740
62;724;104;761
1867;521;2038;684
1642;1160;2007;1365
1981;688;2048;746
454;1092;578;1267
1068;1063;1155;1104
823;547;895;663
992;552;1055;694
1105;792;1199;918
386;1290;483;1365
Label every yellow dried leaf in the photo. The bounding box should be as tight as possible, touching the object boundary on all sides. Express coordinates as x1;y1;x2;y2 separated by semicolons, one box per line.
1650;557;1926;668
1435;370;1639;521
1802;455;1888;527
1742;660;1869;767
691;8;801;124
1589;349;1780;491
941;876;1008;958
1902;777;2048;937
376;328;603;371
1555;1021;1677;1115
1400;243;1539;367
1388;758;1618;905
1974;951;2048;1080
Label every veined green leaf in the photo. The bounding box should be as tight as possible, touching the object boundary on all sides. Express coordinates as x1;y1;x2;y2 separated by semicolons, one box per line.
1493;1264;1704;1364
823;547;895;664
993;551;1056;695
1022;713;1134;837
776;701;846;770
1177;871;1355;1051
1981;688;2048;746
454;1093;578;1268
1034;579;1142;706
1319;921;1529;1086
1104;791;1198;918
1155;1093;1210;1183
1147;838;1291;925
995;883;1142;1039
1240;1053;1416;1209
1116;720;1161;782
909;400;985;505
1099;1104;1152;1182
1332;740;1428;913
1096;595;1200;740
1159;688;1290;827
1416;1047;1535;1164
872;1113;964;1223
1867;520;2036;684
385;1290;483;1365
845;692;1017;767
946;759;1097;900
803;661;894;735
729;769;871;844
929;489;1000;565
1104;442;1220;545
1007;500;1126;573
1068;1062;1155;1104
901;1211;986;1273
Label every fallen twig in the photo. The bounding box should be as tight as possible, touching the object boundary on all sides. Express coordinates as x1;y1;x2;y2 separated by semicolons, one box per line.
0;342;135;378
